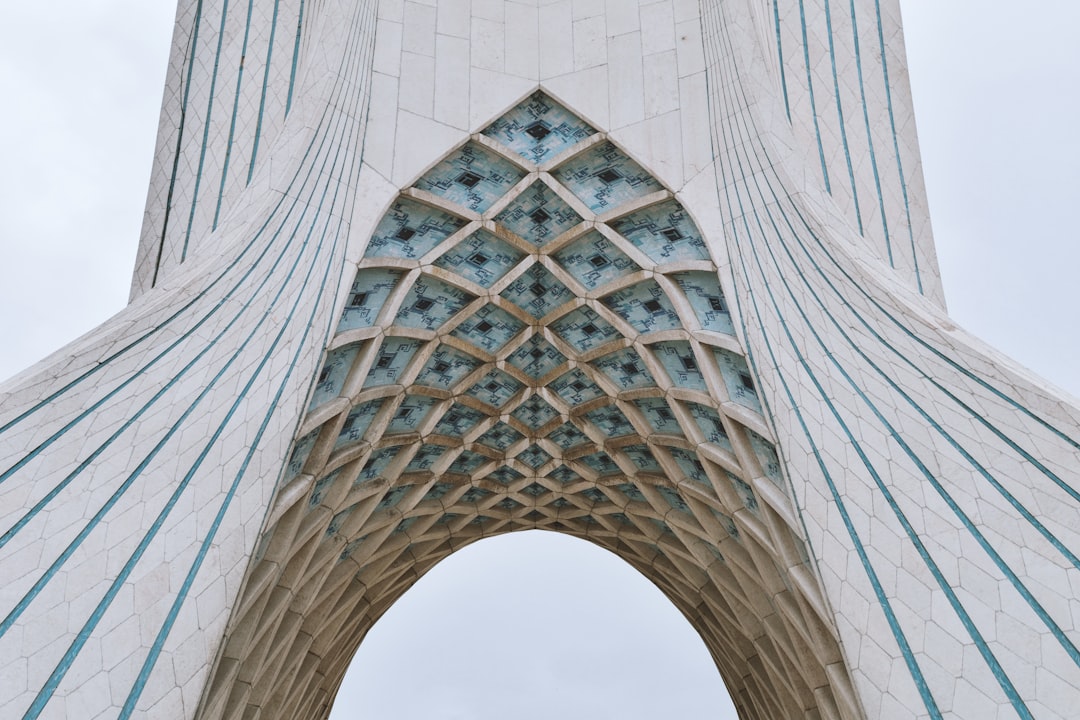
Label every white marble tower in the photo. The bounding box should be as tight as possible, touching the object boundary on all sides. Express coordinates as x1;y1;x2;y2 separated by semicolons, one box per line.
2;1;1079;718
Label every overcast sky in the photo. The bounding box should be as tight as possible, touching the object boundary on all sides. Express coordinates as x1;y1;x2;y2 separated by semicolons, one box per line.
0;2;1077;718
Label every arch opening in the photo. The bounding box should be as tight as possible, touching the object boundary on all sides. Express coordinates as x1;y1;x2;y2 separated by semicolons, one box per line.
327;530;738;719
197;91;860;720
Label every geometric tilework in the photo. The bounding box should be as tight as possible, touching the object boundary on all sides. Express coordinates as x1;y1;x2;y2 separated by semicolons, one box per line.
434;229;523;287
553;231;640;290
481;91;595;165
609;200;708;262
553;141;663;212
365;197;466;259
414;142;526;212
25;5;1068;720
243;91;848;720
495;181;581;247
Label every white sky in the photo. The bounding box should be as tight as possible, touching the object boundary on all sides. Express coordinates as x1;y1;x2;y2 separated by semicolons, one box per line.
0;2;1076;718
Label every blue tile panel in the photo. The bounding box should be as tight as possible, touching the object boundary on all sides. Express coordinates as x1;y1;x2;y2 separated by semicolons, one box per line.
285;429;319;480
500;263;573;319
518;444;552;469
310;343;361;410
386;395;437;433
633;397;684;436
583;404;636;438
549;465;583;484
550;368;605;405
414;345;481;390
674;271;735;334
601;281;682;333
554;231;640;290
578;451;620;475
670;447;709;487
657;485;689;512
433;403;487;436
488;465;524;484
609;200;708;262
364;337;421;387
547;422;590;450
481;91;596;164
713;347;763;414
623;445;662;473
495;181;582;247
747;429;783;485
309;469;342;508
337;268;403;332
511;396;560;430
476;421;524;452
433;229;523;287
393;276;476;330
465;369;523;409
450;450;488;475
728;472;760;515
450;303;526;353
335;399;385;449
423;482;454;501
553;141;663;212
506;335;567;380
413;142;525;212
358;447;400;483
651;341;707;391
592;347;656;390
365;197;466;259
689;403;734;452
549;306;621;355
404;443;447;472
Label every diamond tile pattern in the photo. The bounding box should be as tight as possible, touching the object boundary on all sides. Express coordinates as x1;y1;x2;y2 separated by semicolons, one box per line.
394;276;476;329
500;263;573;320
414;142;526;212
610;200;709;262
365;197;467;259
434;229;523;287
553;141;663;212
554;231;640;290
285;98;811;712
506;335;567;380
601;281;682;333
481;91;596;164
495;181;581;247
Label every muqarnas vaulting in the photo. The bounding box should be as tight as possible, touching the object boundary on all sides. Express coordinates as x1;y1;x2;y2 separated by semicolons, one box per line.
1;2;1078;719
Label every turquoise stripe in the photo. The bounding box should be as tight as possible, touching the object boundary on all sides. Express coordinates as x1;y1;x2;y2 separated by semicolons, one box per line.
285;0;306;117
120;7;378;711
872;0;921;291
0;11;365;655
771;0;791;120
701;7;940;714
154;0;206;285
248;0;282;183
739;207;1030;716
749;195;1080;670
0;92;344;487
182;0;233;261
751;134;1080;498
20;11;376;700
797;0;831;193
750;156;1080;571
823;0;863;234
213;0;257;229
848;0;892;263
0;52;344;442
715;24;1068;706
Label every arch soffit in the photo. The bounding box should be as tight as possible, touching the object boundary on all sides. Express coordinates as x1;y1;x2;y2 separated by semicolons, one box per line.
198;90;862;720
